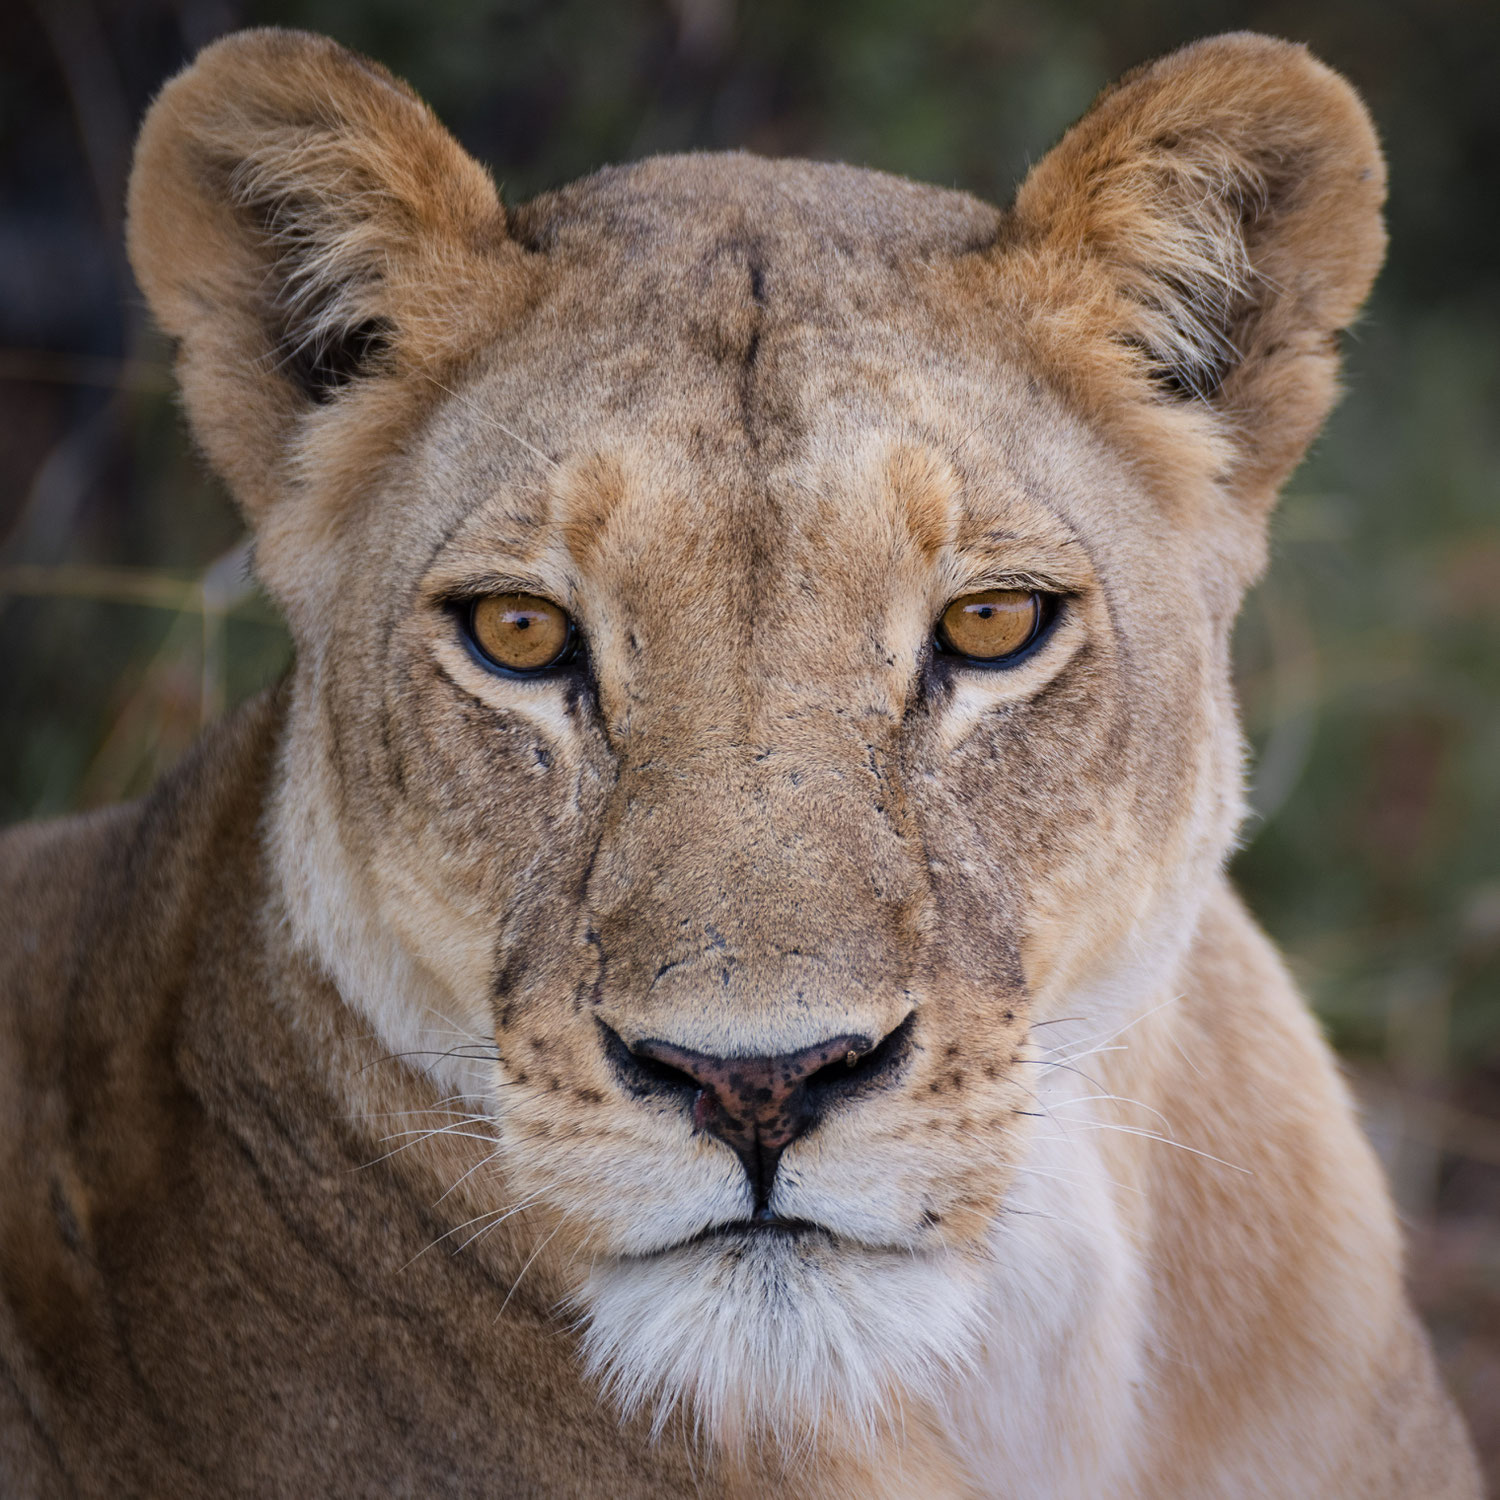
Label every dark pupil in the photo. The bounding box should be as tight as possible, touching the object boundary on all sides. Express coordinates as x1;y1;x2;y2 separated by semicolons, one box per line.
515;617;531;630
975;606;994;618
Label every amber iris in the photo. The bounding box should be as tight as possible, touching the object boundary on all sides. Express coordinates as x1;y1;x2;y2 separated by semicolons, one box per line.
937;589;1043;662
468;593;574;673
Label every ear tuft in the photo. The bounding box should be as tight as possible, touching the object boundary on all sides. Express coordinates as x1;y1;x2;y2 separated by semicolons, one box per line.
1099;136;1271;403
1005;33;1387;503
227;140;407;405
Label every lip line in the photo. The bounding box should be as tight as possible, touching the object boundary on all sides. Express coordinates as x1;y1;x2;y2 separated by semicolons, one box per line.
685;1215;821;1246
617;1216;925;1262
615;1217;823;1262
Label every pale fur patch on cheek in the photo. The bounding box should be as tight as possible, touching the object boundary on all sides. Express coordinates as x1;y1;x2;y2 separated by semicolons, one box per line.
934;604;1088;753
575;1237;986;1454
270;687;497;1103
431;631;586;754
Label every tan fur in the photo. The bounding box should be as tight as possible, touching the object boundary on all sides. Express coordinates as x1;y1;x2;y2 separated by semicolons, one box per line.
0;27;1480;1497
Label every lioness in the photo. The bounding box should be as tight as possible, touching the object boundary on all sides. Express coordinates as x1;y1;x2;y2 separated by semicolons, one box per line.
0;25;1480;1499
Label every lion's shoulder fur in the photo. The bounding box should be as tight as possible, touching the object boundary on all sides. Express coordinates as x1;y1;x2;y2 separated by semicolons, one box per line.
1117;893;1476;1495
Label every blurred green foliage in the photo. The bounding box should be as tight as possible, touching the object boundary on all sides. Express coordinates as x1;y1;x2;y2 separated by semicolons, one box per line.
2;0;1497;1074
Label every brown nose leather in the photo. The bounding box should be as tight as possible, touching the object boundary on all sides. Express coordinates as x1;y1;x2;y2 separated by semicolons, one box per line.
627;1033;872;1213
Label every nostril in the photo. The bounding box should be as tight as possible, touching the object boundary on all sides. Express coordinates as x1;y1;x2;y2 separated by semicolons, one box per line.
599;1011;916;1108
804;1010;915;1097
598;1020;702;1098
634;1054;701;1092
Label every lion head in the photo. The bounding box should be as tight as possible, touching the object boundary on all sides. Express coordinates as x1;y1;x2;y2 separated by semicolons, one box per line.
126;28;1384;1450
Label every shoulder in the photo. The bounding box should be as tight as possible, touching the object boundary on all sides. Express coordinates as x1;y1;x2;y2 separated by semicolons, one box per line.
0;802;142;1006
0;687;290;1205
0;689;290;1430
0;687;288;1020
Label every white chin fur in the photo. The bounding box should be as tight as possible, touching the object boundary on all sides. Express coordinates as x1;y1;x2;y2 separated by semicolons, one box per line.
576;1232;982;1451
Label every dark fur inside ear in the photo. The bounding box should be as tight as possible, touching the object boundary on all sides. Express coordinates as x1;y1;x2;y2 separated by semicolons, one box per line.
225;167;401;405
1105;138;1278;407
215;174;396;403
284;316;393;402
1118;150;1283;403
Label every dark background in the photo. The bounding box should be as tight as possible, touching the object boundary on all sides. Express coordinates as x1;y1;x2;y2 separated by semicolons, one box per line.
3;0;1498;1477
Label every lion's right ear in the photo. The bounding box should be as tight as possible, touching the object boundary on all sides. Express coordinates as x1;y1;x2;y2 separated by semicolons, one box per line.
127;28;527;522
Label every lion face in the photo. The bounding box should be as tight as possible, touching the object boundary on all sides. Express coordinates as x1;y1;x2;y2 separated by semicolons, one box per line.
127;31;1384;1449
272;177;1240;1435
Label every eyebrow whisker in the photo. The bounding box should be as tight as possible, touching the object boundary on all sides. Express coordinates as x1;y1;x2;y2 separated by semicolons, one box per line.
417;370;560;472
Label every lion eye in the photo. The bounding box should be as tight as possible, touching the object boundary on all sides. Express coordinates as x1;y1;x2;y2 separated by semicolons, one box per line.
465;593;575;674
936;589;1045;663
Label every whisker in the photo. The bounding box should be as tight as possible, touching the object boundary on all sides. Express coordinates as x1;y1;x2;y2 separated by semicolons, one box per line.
417;370;559;472
1168;1029;1210;1083
1041;1042;1130;1066
457;1190;550;1253
376;1125;500;1147
495;1224;563;1319
416;1006;494;1043
359;1120;501;1169
1031;1122;1250;1174
949;1125;1144;1203
351;1099;489;1122
1008;1160;1146;1200
1012;1055;1115;1099
1043;993;1186;1065
1042;1091;1176;1137
400;1200;509;1271
433;1144;505;1205
375;1047;502;1063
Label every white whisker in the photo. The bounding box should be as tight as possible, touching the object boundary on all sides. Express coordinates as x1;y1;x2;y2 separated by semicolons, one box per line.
1031;1122;1250;1174
497;1224;564;1319
417;370;559;471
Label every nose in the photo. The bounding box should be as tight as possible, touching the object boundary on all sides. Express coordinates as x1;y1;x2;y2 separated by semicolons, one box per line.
601;1016;914;1215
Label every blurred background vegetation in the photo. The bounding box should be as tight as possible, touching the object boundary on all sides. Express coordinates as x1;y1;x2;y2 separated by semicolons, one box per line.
3;0;1498;1474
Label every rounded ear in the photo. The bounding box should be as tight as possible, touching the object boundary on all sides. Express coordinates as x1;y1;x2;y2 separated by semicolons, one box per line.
126;28;528;522
1001;33;1386;508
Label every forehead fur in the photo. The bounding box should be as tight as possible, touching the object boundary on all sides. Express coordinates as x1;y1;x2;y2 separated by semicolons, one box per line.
404;151;1124;564
510;152;1001;264
468;153;1020;466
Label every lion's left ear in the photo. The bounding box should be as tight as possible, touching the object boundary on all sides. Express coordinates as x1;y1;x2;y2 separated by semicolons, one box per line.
1002;33;1386;508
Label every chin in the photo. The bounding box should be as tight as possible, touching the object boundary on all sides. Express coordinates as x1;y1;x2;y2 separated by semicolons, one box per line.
575;1223;985;1452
